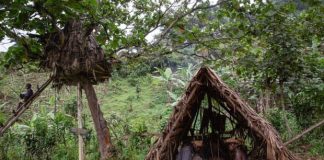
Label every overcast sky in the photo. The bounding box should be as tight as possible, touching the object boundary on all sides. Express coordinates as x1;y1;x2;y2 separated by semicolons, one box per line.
0;37;15;52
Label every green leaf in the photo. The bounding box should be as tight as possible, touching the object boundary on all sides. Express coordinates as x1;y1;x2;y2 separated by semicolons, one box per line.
167;91;178;101
164;68;172;80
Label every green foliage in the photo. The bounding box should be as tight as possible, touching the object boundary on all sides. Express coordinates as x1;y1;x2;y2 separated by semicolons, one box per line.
0;0;323;158
307;129;324;156
265;108;301;141
106;113;151;159
63;97;77;118
0;112;5;125
117;59;153;79
0;0;181;67
0;109;76;160
292;79;324;126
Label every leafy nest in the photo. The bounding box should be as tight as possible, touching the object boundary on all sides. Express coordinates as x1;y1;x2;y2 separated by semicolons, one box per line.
145;67;298;160
42;19;111;87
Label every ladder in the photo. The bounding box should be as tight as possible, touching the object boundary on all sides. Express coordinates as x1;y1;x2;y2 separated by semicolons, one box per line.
0;77;54;136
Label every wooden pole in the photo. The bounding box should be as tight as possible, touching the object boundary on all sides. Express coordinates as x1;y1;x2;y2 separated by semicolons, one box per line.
77;83;85;160
284;119;324;146
54;88;58;114
83;81;114;159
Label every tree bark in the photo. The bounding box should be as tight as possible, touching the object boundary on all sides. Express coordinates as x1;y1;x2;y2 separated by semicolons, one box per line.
77;83;85;160
264;87;271;113
82;82;114;160
256;91;264;114
279;82;292;137
257;87;271;114
54;88;58;114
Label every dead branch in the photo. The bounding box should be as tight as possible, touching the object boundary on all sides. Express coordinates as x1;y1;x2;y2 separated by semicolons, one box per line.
284;119;324;146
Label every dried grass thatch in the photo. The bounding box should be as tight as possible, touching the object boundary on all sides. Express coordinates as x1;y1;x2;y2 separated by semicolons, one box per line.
42;19;111;87
146;67;298;160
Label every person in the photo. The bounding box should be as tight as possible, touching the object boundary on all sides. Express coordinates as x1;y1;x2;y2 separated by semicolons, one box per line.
20;83;34;102
192;140;204;160
13;83;34;115
177;138;194;160
224;138;248;160
207;135;226;160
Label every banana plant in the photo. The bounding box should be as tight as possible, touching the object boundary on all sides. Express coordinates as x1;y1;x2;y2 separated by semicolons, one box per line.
153;67;185;104
153;67;185;88
167;91;181;107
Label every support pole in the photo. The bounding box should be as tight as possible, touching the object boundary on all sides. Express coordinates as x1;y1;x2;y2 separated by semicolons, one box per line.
77;83;85;160
54;88;58;114
83;81;114;159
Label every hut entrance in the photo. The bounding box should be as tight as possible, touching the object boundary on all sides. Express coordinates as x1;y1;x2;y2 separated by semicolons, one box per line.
146;67;297;160
175;94;250;160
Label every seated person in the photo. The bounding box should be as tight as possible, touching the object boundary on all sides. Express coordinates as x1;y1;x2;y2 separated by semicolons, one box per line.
176;140;194;160
13;83;33;114
192;140;204;160
207;136;226;160
224;138;248;160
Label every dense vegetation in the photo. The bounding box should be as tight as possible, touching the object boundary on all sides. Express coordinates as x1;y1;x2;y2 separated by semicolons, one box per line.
0;0;323;159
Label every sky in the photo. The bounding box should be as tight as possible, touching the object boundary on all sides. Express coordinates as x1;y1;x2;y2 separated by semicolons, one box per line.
0;37;15;52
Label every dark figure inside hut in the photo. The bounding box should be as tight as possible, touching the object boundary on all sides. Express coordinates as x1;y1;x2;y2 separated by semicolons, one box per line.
192;140;204;160
207;136;226;160
176;138;194;160
13;83;34;115
224;138;248;160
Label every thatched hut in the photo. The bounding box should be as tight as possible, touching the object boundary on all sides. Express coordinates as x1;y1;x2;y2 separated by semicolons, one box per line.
146;67;297;160
41;19;114;159
42;19;112;87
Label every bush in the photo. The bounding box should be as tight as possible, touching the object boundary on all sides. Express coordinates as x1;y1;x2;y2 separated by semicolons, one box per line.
107;115;151;160
301;126;324;156
265;108;301;141
63;97;77;118
0;112;5;125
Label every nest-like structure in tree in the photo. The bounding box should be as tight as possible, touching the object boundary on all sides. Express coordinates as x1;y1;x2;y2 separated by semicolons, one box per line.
145;67;298;160
42;19;111;87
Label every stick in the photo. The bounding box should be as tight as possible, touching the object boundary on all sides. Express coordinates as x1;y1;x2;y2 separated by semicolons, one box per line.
77;83;85;160
284;119;324;146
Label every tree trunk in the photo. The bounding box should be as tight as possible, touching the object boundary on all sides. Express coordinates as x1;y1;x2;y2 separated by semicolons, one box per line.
77;83;85;160
167;82;173;103
279;82;292;137
256;91;264;114
257;87;271;114
54;88;58;114
82;81;114;160
264;87;271;113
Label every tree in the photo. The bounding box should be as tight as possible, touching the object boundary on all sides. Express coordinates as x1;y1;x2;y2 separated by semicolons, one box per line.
149;0;323;128
0;0;227;159
0;0;145;159
2;0;322;157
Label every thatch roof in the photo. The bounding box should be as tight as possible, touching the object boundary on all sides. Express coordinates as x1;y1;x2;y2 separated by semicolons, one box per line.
42;19;111;87
146;67;297;160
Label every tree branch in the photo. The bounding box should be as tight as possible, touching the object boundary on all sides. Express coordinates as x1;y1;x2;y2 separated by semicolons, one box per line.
284;119;324;146
151;0;227;46
0;25;41;60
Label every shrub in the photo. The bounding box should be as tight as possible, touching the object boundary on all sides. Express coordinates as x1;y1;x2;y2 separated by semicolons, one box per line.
265;108;301;141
